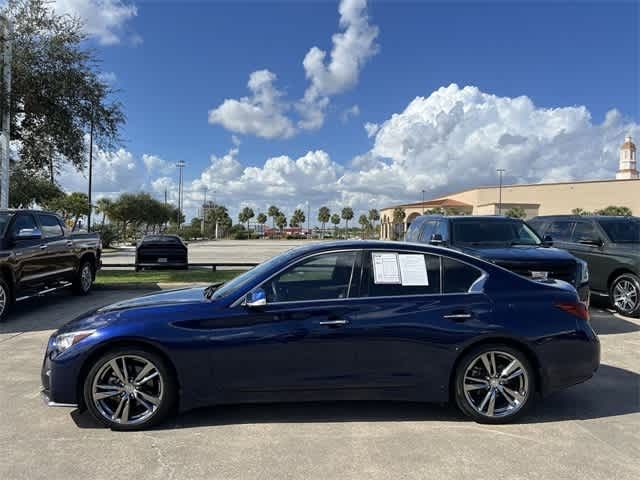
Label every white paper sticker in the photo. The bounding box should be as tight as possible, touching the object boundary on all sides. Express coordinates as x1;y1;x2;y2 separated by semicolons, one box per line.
398;254;429;286
372;253;401;284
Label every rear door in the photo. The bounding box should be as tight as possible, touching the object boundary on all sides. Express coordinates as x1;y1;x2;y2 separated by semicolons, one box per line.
568;220;610;292
349;249;492;398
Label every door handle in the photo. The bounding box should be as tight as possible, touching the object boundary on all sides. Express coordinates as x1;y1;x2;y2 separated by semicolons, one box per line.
443;312;473;321
319;319;349;326
39;244;48;250
66;241;73;247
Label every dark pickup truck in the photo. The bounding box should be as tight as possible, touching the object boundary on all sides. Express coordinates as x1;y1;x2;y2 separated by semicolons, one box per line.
0;209;102;321
405;215;589;302
529;215;640;317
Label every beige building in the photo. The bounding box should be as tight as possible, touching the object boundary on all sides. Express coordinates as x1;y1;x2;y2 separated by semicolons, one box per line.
380;136;640;240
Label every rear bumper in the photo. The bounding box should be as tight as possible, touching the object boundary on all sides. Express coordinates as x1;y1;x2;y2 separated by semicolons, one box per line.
135;262;188;268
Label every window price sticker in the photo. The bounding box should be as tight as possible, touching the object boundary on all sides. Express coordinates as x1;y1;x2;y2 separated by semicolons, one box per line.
398;254;429;286
372;253;401;284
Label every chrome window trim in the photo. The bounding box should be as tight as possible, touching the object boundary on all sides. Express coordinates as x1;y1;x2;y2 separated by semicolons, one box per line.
231;247;488;308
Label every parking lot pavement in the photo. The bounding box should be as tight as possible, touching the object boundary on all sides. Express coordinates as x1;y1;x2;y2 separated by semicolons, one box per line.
103;239;311;265
0;291;638;480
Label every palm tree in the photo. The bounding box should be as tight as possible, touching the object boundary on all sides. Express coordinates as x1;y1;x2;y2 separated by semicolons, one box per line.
330;213;341;239
95;198;113;228
275;213;287;236
238;206;255;232
392;207;406;240
368;208;380;238
317;206;330;239
358;214;370;239
341;207;354;239
267;205;280;231
256;212;267;235
290;208;305;227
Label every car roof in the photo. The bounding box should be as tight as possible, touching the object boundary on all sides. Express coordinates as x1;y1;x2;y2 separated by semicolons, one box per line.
532;215;639;221
412;215;521;222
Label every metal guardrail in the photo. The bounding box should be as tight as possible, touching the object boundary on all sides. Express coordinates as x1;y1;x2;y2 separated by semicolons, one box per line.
102;262;259;271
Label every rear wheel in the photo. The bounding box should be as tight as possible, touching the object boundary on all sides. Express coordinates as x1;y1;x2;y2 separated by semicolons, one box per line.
83;347;176;430
610;273;640;318
72;261;93;295
454;345;535;424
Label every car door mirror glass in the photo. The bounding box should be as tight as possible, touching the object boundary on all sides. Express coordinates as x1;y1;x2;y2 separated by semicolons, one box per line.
430;233;444;245
542;235;553;246
246;288;267;307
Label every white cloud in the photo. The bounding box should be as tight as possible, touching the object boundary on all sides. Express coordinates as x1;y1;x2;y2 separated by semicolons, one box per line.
208;0;378;138
341;105;360;123
142;154;174;176
364;122;379;137
98;71;118;85
52;0;139;46
208;70;296;139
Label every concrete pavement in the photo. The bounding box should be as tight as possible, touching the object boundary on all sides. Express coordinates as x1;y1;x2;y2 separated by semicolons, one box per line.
0;289;638;480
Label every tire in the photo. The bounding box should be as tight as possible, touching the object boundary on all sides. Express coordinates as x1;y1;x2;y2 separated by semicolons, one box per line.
454;344;535;424
72;260;94;295
0;278;11;323
83;347;176;431
610;273;640;318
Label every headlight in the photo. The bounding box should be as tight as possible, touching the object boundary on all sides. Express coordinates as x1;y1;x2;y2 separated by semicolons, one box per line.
55;330;96;353
577;259;589;284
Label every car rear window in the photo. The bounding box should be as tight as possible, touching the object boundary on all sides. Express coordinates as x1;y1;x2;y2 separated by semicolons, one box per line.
442;257;483;293
597;219;640;243
143;235;182;244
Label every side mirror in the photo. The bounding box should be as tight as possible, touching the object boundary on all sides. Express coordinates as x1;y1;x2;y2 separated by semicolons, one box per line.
430;233;444;245
246;288;267;308
542;235;554;247
14;228;42;241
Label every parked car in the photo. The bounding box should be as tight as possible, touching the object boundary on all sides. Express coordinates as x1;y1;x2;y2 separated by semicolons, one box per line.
41;241;599;430
405;215;590;303
134;234;188;271
0;209;101;321
529;215;640;317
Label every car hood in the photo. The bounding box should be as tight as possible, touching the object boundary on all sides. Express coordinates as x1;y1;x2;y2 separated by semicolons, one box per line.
458;245;576;263
56;286;213;334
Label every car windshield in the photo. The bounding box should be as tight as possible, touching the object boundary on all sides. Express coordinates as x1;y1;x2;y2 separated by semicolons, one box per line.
597;218;640;243
0;213;13;237
452;220;541;246
210;249;297;300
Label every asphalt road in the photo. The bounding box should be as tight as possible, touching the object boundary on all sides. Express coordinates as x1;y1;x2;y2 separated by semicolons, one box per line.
103;239;312;265
0;289;638;480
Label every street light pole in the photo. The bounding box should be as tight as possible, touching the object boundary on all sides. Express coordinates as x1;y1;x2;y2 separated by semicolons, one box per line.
496;168;505;215
422;189;425;215
87;104;95;231
0;15;12;209
176;161;186;229
201;186;207;236
306;201;310;239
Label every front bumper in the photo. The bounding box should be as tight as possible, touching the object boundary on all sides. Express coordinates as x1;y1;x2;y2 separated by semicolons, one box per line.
40;389;77;408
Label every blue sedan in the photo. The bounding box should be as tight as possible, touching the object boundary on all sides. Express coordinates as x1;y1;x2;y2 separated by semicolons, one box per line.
41;241;600;430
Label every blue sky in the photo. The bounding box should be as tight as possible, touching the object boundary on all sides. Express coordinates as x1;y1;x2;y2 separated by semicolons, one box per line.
54;0;639;219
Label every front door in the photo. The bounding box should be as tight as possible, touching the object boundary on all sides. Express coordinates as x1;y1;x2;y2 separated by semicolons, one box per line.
207;250;363;393
8;213;49;289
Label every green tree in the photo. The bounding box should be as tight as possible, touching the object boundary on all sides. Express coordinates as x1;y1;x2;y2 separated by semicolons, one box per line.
238;206;255;233
47;192;90;230
330;213;341;238
290;208;306;228
504;207;526;219
267;205;280;230
594;205;632;216
368;208;380;238
358;214;371;238
9;166;63;208
317;206;331;239
94;198;113;228
275;213;287;234
2;0;125;181
391;207;406;240
256;212;267;235
341;207;354;237
204;202;232;238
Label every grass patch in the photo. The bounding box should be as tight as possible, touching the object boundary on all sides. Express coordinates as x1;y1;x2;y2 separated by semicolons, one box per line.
96;269;242;285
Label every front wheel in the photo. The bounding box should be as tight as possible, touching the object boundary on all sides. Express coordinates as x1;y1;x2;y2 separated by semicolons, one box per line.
454;345;535;424
0;278;11;322
83;348;176;430
610;273;640;318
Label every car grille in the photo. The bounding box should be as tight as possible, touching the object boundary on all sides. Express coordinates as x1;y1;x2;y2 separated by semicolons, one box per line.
496;260;577;286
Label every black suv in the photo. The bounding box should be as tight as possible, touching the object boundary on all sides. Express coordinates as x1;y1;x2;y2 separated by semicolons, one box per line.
405;215;589;302
529;216;640;317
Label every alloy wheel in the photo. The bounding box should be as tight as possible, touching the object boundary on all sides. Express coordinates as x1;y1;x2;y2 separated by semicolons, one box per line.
613;279;638;315
91;355;164;426
0;283;6;318
80;264;93;292
463;350;529;418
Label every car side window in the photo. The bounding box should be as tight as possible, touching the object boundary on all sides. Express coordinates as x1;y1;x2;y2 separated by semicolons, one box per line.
37;214;64;238
442;257;483;293
434;220;447;240
262;251;357;303
10;214;39;238
547;221;574;242
571;222;600;243
361;251;441;297
418;220;437;242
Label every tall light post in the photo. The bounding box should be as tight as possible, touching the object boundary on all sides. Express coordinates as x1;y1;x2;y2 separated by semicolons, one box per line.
496;168;505;215
87;103;95;231
176;161;186;228
0;15;12;209
200;186;208;236
422;189;425;215
306;200;310;239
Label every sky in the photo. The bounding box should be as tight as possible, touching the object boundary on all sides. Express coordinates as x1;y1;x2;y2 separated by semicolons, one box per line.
49;0;639;222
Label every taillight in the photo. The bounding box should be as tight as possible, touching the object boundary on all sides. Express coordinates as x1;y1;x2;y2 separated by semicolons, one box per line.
555;302;590;321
